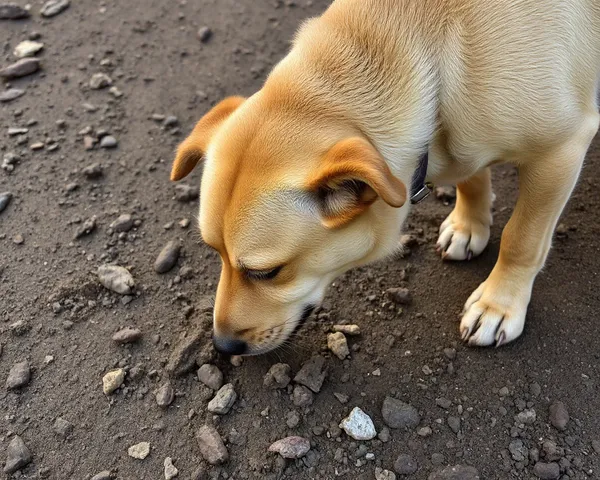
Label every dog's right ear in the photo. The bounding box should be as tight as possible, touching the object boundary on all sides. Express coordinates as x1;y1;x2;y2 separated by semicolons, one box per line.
170;96;245;181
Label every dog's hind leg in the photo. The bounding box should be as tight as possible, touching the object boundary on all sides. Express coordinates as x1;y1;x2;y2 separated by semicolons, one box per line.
437;167;493;261
460;111;599;347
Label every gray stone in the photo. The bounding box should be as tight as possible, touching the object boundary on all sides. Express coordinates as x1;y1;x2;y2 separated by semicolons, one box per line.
268;436;310;459
3;436;32;474
0;4;30;19
128;442;150;460
40;0;69;17
197;364;223;390
381;396;420;429
112;327;142;344
509;439;527;462
0;89;25;102
294;355;327;393
0;192;12;213
447;416;460;434
174;183;199;202
394;454;418;475
82;163;102;179
164;115;178;127
517;408;537;425
6;361;30;389
292;384;314;407
97;265;134;295
154;240;181;273
0;58;40;79
208;383;237;414
90;471;112;480
53;417;73;438
100;135;118;148
74;216;96;239
339;407;377;440
89;72;112;89
196;425;228;465
428;465;480;480
375;468;397;480
286;410;300;428
166;329;204;377
110;214;134;232
327;332;349;360
386;287;412;305
549;401;569;431
263;363;291;389
197;26;212;42
164;457;178;480
156;383;175;408
533;462;560;479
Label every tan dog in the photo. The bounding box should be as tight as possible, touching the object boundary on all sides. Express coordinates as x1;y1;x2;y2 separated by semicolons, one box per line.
171;0;600;355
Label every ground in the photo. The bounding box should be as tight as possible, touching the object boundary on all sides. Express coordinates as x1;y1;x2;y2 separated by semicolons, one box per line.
1;1;600;479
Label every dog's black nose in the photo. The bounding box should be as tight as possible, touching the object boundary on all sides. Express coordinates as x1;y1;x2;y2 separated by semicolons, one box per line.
213;336;247;355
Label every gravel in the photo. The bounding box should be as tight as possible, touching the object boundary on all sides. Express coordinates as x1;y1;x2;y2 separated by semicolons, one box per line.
154;240;181;273
102;368;125;395
263;363;291;389
268;436;311;459
533;462;560;479
0;58;40;79
339;407;377;440
197;364;224;390
164;457;178;479
155;382;175;408
0;3;30;19
548;400;569;430
394;454;418;475
327;332;350;360
294;355;327;393
112;327;142;344
207;383;237;414
128;442;150;460
381;396;420;429
40;0;70;17
196;425;228;465
3;436;32;474
6;360;31;389
97;265;134;295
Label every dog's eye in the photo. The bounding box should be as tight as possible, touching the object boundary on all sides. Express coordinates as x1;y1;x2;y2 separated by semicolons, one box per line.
245;265;283;281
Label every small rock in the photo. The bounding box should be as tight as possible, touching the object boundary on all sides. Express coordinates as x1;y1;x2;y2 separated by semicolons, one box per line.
74;216;96;239
339;407;377;440
89;72;112;89
166;329;204;377
549;400;569;431
0;58;40;79
292;385;314;407
197;26;212;42
294;355;327;393
428;465;480;480
3;436;32;474
268;436;310;459
164;457;178;479
516;408;537;425
447;416;460;434
128;442;150;460
14;40;43;58
90;471;112;480
263;363;291;389
40;0;69;17
208;383;237;414
102;368;125;395
82;163;102;179
509;439;527;462
375;468;397;480
164;115;178;127
0;192;12;213
533;462;560;480
498;386;510;396
156;383;175;408
100;135;118;148
0;4;30;19
381;396;420;429
394;454;418;475
436;397;452;409
196;425;228;465
6;360;30;389
0;88;25;102
174;183;199;202
97;265;134;295
53;417;73;438
110;214;134;233
286;410;300;428
155;240;181;273
418;426;433;437
435;185;456;202
386;287;412;305
592;439;600;454
112;327;142;344
197;364;224;390
13;233;24;245
328;332;350;360
333;324;360;335
334;392;349;404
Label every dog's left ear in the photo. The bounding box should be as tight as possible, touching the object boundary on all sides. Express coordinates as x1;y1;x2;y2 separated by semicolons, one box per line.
307;137;407;228
170;96;245;181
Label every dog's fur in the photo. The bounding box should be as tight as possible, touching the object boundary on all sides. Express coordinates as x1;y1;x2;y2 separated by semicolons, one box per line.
171;0;600;354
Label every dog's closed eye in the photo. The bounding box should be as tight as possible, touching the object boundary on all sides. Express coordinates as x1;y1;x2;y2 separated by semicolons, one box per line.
244;265;283;281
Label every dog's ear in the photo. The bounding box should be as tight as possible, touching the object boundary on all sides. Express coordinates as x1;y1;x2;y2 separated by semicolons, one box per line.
307;137;406;228
170;96;245;181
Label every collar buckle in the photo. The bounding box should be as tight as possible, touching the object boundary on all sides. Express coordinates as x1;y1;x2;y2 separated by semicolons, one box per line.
410;182;432;204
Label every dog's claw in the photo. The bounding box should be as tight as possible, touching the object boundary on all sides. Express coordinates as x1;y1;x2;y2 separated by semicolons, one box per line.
467;250;473;261
496;330;506;347
460;327;470;341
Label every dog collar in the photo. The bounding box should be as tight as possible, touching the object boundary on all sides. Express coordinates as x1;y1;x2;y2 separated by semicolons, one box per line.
410;151;432;204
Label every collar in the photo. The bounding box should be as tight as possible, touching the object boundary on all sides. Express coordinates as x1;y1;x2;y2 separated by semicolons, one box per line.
410;151;432;204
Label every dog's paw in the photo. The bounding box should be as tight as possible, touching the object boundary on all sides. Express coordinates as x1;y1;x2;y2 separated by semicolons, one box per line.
459;279;530;347
436;208;491;261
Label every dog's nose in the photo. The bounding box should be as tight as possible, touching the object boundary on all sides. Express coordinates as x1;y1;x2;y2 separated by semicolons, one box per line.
213;336;248;355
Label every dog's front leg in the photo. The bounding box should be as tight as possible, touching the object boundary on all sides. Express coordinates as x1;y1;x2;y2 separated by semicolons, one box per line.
461;112;599;347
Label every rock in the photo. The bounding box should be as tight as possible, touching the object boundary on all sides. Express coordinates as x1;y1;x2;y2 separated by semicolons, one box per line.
100;135;118;148
394;454;418;475
197;364;223;390
549;400;569;431
166;329;203;377
6;360;31;389
386;287;412;305
533;462;560;479
436;397;452;409
84;135;96;150
435;186;456;202
53;417;73;438
0;58;40;79
333;324;360;335
82;163;102;179
155;383;175;408
381;396;420;429
0;88;25;102
516;408;537;425
14;40;43;58
268;436;310;459
97;265;134;295
3;436;32;474
418;426;432;437
294;355;327;393
264;363;291;389
207;383;237;414
155;241;181;273
164;115;178;127
90;471;112;480
164;457;178;479
89;72;112;89
74;216;96;239
128;442;150;460
327;332;350;360
592;439;600;454
509;439;527;462
40;0;69;17
375;468;397;480
286;410;300;428
339;407;377;440
112;327;142;344
447;416;460;434
293;385;314;407
197;26;212;42
0;4;30;19
196;426;228;465
174;184;199;202
102;368;125;394
110;214;134;232
0;192;12;213
428;465;480;480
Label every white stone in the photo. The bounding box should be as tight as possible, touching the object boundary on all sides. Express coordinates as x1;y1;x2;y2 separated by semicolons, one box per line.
14;41;44;58
339;407;377;440
164;457;178;479
128;442;150;460
102;368;125;394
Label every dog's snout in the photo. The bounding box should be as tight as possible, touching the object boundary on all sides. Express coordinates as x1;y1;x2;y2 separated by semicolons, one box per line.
213;336;248;356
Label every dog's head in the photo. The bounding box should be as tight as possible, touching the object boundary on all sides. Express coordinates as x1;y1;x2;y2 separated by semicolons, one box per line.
171;93;409;355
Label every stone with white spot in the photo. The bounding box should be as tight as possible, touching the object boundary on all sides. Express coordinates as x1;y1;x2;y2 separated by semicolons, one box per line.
102;368;125;395
268;436;310;459
339;407;377;440
207;383;237;414
97;265;134;295
14;40;44;58
164;457;178;479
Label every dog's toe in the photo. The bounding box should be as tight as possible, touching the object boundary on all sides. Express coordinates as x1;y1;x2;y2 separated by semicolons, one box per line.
437;211;490;261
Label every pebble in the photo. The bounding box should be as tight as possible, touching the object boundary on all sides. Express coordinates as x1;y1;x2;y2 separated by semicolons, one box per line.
14;40;43;58
268;436;310;459
549;400;569;431
592;439;600;454
82;163;103;179
156;383;175;408
339;407;377;440
293;384;314;407
294;355;327;392
516;408;537;425
100;135;118;148
13;233;24;244
3;436;32;474
197;26;212;42
102;368;125;394
0;88;25;102
40;0;70;17
509;439;527;461
0;4;30;19
154;240;181;273
207;383;237;414
166;329;204;377
386;287;412;305
128;442;150;460
97;265;134;295
164;457;178;479
6;360;31;389
74;216;96;239
197;364;224;390
428;465;480;480
89;72;112;89
263;363;291;389
112;327;141;344
90;471;112;480
0;58;40;79
196;425;228;465
375;468;397;480
436;397;452;409
31;142;44;150
328;332;350;360
174;184;199;202
381;396;420;429
394;454;418;475
0;192;12;213
286;410;300;428
164;115;178;127
53;417;73;438
110;214;134;232
447;416;460;434
418;426;432;437
333;324;360;335
533;462;560;479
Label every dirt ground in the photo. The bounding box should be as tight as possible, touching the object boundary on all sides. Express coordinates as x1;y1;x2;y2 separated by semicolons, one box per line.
1;1;600;479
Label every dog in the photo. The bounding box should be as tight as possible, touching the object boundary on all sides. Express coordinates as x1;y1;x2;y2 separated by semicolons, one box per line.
170;0;600;355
